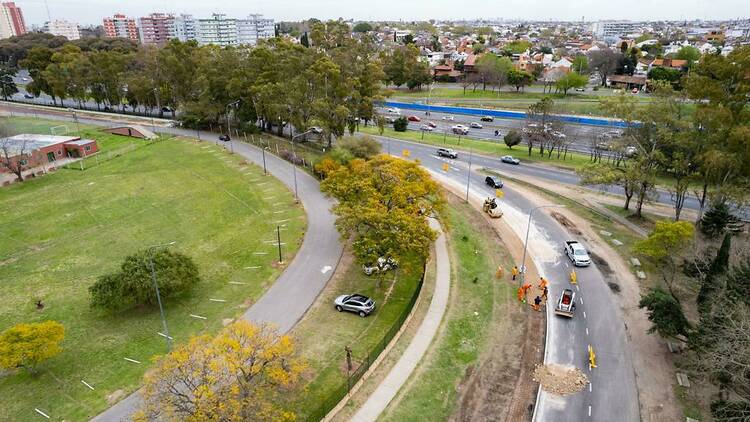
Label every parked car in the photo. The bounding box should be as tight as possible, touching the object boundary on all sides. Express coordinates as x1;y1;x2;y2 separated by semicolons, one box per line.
442;115;455;121
308;126;323;134
428;121;437;128
437;148;458;158
501;155;520;165
625;145;638;156
334;294;375;317
485;176;503;188
161;106;173;113
363;257;398;276
470;122;483;129
219;134;231;142
451;125;469;135
420;124;434;131
407;115;421;122
632;88;639;94
564;240;591;267
480;116;494;122
575;87;586;92
23;93;34;99
386;108;401;114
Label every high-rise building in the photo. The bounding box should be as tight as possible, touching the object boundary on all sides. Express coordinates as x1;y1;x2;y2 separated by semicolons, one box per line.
173;14;196;42
44;20;81;40
196;13;237;47
103;13;138;41
237;14;274;45
138;13;176;46
0;2;26;39
591;21;641;39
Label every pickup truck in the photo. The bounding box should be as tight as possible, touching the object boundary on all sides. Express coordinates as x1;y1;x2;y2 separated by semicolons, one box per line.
554;289;576;317
564;240;591;267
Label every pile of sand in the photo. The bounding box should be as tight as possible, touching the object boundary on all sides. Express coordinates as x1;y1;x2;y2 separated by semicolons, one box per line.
533;364;589;395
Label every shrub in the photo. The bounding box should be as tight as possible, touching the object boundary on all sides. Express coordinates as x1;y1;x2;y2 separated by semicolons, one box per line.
89;249;200;311
504;130;522;148
0;321;65;372
393;117;408;132
335;136;382;160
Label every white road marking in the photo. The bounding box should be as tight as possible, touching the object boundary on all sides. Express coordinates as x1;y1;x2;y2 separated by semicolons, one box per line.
157;332;173;340
209;299;226;302
189;314;208;320
321;265;332;274
229;281;247;285
588;405;592;417
583;311;587;319
586;327;589;336
565;262;570;268
589;382;593;392
81;380;95;390
244;266;261;269
580;297;584;305
34;409;50;419
124;357;141;364
576;285;580;291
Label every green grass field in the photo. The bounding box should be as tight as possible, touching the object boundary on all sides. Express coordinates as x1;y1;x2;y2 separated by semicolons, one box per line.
0;119;305;421
288;252;424;421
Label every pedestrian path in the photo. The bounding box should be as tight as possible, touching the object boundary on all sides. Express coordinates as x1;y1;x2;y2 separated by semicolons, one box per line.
350;218;451;422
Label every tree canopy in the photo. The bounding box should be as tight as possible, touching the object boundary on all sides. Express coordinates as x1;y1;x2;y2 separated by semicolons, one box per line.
0;321;65;372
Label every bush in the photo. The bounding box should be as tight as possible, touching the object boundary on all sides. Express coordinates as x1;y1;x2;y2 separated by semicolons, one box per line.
393;117;408;132
89;249;200;311
335;136;382;160
279;149;305;165
504;130;522;148
0;321;65;371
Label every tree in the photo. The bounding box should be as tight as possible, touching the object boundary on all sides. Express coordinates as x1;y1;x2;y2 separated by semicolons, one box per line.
0;65;18;100
697;232;731;307
136;321;304;422
572;55;588;74
700;202;743;236
334;136;381;160
638;288;691;340
504;130;522;148
300;32;309;48
20;46;56;104
0;321;65;372
588;49;622;86
507;69;533;92
578;164;640;210
635;221;695;300
393;116;408;132
0;135;29;182
555;72;587;96
524;97;555;156
321;155;444;273
352;22;373;33
89;249;200;311
647;67;682;85
474;54;512;93
675;45;700;67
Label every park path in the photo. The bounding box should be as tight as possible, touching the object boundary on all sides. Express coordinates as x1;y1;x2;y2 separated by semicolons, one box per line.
349;218;450;422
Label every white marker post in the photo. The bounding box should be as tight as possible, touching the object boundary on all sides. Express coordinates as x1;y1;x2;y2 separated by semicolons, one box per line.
34;408;51;419
81;380;95;391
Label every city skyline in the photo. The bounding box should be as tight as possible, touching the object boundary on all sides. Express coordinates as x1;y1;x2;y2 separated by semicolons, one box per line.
16;0;750;27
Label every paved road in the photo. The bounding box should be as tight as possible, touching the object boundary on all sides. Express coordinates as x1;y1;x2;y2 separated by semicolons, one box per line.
384;138;639;422
0;104;343;421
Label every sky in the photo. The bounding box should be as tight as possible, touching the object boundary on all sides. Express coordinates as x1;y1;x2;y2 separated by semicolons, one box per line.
19;0;750;27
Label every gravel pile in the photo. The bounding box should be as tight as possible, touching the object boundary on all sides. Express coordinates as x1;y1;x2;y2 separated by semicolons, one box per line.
533;363;589;395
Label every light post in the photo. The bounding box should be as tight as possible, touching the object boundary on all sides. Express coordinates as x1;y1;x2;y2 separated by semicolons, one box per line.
67;108;80;134
426;82;434;116
518;205;565;286
465;145;473;203
148;241;176;350
226;100;240;153
290;129;315;201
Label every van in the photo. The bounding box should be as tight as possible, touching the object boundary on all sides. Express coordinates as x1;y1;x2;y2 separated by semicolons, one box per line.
437;148;458;159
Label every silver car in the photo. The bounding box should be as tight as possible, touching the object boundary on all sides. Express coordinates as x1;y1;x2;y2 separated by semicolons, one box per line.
334;294;375;317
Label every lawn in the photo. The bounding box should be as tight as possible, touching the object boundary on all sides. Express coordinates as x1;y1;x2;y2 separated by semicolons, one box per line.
360;126;594;172
0;119;305;421
287;251;424;421
380;199;519;421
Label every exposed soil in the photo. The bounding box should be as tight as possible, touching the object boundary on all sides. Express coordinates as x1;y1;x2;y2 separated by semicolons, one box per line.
533;364;589;396
550;211;582;236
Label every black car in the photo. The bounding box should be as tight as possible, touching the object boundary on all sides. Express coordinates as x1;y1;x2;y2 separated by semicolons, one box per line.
219;134;231;142
480;115;494;122
485;176;503;188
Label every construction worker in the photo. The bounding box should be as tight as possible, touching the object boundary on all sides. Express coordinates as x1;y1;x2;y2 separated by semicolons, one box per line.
521;283;532;303
542;286;549;301
533;295;542;311
539;277;548;290
495;265;504;279
517;287;525;302
511;265;519;281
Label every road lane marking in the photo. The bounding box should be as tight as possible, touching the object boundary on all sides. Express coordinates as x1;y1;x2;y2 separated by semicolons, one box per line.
588;405;592;417
576;285;580;291
583;311;587;319
580;297;584;305
589;382;593;392
586;327;589;336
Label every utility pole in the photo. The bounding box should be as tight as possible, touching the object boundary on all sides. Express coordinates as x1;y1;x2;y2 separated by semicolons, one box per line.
148;241;177;350
519;205;565;286
276;226;283;263
465;147;473;203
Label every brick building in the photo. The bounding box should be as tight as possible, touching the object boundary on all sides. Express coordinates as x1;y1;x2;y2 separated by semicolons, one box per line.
0;134;98;174
0;1;25;39
103;13;138;41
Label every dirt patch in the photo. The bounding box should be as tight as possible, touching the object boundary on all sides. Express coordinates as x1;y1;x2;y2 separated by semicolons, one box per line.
533;364;589;395
589;252;613;276
106;389;126;405
607;282;621;293
550;211;582;236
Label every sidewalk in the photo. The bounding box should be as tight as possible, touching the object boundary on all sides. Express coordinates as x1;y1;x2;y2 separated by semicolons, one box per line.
349;218;451;422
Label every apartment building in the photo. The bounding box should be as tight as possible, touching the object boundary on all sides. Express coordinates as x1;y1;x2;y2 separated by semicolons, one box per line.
103;13;138;41
44;20;81;40
237;14;274;45
591;21;641;39
138;13;175;46
173;14;196;42
0;2;26;39
196;14;237;46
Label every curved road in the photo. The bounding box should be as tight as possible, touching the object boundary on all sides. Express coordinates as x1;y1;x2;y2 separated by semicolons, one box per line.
378;136;640;422
0;104;343;421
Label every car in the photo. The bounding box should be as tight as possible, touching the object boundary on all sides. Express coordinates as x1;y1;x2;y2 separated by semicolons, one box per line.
219;134;231;142
625;145;638;156
385;116;396;123
480;116;494;122
501;155;520;165
564;240;591;267
419;124;433;131
363;257;398;276
386;108;401;114
428;121;437;128
308;126;323;134
470;122;483;129
575;87;586;92
21;77;29;81
334;294;375;317
407;115;421;122
632;88;639;94
437;148;458;158
485;176;503;188
451;124;469;135
161;106;173;113
442;115;454;121
23;93;34;99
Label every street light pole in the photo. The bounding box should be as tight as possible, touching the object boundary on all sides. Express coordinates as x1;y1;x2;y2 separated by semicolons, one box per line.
465;146;473;203
518;205;565;286
226;100;240;153
148;241;176;350
290;129;314;201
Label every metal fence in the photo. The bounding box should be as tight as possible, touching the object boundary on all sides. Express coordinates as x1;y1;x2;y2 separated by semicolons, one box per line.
305;271;425;422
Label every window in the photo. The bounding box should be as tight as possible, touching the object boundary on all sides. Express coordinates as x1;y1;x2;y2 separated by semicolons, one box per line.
57;149;62;155
84;145;91;151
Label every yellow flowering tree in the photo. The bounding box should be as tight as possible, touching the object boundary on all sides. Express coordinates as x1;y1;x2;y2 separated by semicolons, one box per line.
0;320;65;372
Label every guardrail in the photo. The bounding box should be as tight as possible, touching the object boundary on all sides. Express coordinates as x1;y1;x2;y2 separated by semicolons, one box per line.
382;101;629;128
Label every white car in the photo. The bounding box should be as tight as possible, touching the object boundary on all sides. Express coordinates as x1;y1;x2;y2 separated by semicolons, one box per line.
386;108;401;115
442;115;455;121
419;124;434;131
564;240;591;267
451;124;469;135
470;122;483;129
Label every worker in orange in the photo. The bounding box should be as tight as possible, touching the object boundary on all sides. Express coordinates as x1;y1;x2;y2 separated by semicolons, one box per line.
517;287;525;302
538;276;548;290
511;265;519;281
521;283;532;304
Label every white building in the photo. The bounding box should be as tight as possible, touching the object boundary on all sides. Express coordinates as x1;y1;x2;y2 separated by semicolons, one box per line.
591;21;641;39
44;20;80;40
236;14;274;45
173;14;197;42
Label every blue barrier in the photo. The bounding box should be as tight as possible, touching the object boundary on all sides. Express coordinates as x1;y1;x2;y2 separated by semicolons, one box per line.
382;101;629;128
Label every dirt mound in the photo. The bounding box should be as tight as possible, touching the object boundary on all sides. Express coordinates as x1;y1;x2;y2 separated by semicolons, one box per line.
532;364;588;395
550;212;582;236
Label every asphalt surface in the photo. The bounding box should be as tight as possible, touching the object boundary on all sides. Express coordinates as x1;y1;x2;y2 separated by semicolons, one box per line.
0;104;343;421
383;137;639;422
